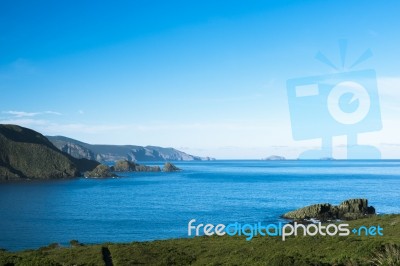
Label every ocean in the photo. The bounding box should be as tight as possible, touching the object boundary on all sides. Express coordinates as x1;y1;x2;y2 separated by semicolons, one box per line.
0;160;399;251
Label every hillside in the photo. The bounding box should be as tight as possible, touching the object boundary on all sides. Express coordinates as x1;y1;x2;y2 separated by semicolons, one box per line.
0;215;399;265
0;124;98;180
47;136;214;162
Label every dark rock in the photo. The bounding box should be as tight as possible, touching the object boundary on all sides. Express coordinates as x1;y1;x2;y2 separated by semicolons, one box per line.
282;198;375;221
84;164;117;178
367;205;376;214
335;199;376;220
163;162;181;172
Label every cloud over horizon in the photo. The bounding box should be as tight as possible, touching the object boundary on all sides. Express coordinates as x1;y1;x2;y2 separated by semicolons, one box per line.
2;110;62;118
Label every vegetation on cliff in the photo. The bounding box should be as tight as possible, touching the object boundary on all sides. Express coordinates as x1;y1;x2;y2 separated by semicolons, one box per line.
0;124;99;180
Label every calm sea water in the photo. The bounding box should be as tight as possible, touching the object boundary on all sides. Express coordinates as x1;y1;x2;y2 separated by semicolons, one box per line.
0;160;399;251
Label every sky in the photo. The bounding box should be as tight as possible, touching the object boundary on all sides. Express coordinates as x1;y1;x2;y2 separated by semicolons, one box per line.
1;0;400;159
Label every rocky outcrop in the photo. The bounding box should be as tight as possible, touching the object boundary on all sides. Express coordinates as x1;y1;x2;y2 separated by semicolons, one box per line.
84;164;117;178
162;162;181;172
282;199;375;221
113;160;180;172
114;160;161;172
338;199;376;220
135;164;161;172
47;136;215;162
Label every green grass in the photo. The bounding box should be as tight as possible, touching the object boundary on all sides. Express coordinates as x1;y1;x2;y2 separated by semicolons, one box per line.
1;215;399;266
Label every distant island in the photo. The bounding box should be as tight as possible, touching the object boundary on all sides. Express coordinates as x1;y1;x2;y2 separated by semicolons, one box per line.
0;124;206;181
262;155;286;160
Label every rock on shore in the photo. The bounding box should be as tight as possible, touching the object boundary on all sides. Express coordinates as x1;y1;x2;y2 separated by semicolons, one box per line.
282;198;376;221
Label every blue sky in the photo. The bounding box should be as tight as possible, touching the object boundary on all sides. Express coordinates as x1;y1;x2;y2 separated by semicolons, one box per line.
1;0;400;159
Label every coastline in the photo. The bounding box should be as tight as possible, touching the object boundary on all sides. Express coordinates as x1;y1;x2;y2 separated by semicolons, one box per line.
1;160;400;252
1;214;399;265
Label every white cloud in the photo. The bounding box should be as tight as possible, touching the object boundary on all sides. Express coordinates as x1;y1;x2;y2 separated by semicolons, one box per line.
0;117;125;134
135;122;271;132
0;118;48;126
43;111;62;115
2;110;61;118
3;111;40;117
44;123;127;134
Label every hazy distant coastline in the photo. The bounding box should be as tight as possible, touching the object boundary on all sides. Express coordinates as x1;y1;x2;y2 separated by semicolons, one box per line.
0;124;212;181
47;135;215;163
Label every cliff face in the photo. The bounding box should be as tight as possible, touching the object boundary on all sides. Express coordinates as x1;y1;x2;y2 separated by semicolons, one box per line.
0;125;99;180
47;136;214;162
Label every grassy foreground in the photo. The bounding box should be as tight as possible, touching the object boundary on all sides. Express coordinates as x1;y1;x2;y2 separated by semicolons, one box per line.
0;215;399;266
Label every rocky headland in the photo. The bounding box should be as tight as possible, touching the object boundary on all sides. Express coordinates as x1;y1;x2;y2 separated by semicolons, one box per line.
0;124;99;180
